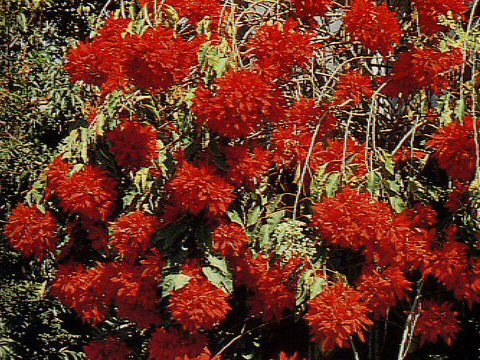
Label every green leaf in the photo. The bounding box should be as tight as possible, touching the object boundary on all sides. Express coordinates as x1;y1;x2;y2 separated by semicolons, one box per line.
309;277;327;300
162;274;191;296
202;266;233;293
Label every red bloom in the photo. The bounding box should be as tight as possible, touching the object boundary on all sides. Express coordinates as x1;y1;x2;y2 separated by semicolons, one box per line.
277;353;305;360
428;117;478;182
446;182;470;212
334;70;374;106
272;125;316;169
109;211;161;262
107;120;160;171
5;204;60;261
193;70;286;138
312;188;393;252
285;98;337;132
141;0;223;23
169;262;231;333
290;0;336;18
357;266;412;319
344;0;402;55
84;337;133;360
140;249;166;283
122;26;201;92
55;164;118;222
46;156;73;199
235;252;298;321
306;282;373;351
414;0;469;35
66;18;130;91
383;47;464;97
111;263;163;328
414;301;461;346
148;327;209;360
168;161;236;217
310;138;367;176
424;240;470;291
248;22;316;79
212;222;252;258
225;145;273;188
51;263;117;325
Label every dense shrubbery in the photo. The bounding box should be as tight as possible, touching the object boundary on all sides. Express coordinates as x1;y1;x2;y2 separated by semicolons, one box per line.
3;0;480;359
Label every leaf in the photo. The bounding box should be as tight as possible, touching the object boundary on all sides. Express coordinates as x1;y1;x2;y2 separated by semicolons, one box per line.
309;277;327;300
247;206;262;227
326;172;342;197
228;210;244;226
207;255;229;274
202;266;233;293
162;274;191;296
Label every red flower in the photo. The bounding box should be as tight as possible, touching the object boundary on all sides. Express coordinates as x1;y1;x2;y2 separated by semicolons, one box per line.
122;26;201;92
446;182;470;212
272;125;316;169
55;164;118;222
235;252;298;321
141;0;223;23
51;263;117;325
107;120;160;171
290;0;336;18
112;263;163;328
306;282;373;351
148;327;209;360
344;0;402;55
213;222;252;257
424;240;469;291
140;249;166;283
66;18;130;91
248;22;316;79
224;145;273;188
414;0;469;35
312;188;393;252
109;211;161;262
46;156;73;199
428;117;478;182
168;161;236;217
357;266;412;319
193;70;286;138
84;337;133;360
285;98;337;132
414;301;461;346
334;70;374;106
169;262;231;333
310;138;367;176
383;47;464;97
277;352;305;360
5;204;60;261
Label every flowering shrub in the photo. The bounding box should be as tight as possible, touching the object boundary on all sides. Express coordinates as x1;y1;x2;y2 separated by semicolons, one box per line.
4;0;480;359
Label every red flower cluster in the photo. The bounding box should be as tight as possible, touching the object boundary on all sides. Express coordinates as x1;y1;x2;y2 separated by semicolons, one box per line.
140;0;223;24
5;204;60;261
310;138;367;176
169;262;231;333
66;18;130;90
112;263;163;328
121;26;201;92
48;161;118;222
212;222;252;258
306;282;373;351
290;0;335;18
415;0;469;35
109;211;161;262
273;99;337;168
428;117;478;181
235;252;298;321
414;301;461;346
193;70;285;138
67;20;201;93
51;263;115;324
84;337;133;360
383;47;464;97
248;22;316;79
334;70;374;106
312;188;393;252
357;266;412;319
344;0;402;55
168;161;236;217
278;353;305;360
107;120;159;171
224;145;273;188
148;327;211;360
